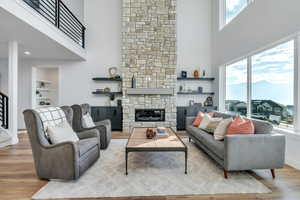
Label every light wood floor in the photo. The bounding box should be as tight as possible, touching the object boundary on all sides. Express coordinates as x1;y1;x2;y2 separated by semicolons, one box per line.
1;132;300;200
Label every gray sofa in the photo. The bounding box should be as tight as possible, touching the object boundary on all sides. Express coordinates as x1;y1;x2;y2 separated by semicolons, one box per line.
186;111;286;179
23;106;100;180
71;104;112;149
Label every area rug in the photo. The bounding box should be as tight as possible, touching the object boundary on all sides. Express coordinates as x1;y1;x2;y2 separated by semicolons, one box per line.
33;139;271;199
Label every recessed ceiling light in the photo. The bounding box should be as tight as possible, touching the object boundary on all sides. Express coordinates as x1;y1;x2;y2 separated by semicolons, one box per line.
24;51;31;56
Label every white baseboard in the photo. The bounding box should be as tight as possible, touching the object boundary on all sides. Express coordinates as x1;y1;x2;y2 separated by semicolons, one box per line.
286;158;300;170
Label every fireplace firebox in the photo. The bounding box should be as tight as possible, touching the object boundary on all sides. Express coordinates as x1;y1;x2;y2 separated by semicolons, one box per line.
135;109;165;122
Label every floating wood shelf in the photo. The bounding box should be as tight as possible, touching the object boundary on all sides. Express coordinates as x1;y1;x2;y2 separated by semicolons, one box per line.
92;91;122;95
126;88;174;95
36;80;52;84
177;77;215;81
92;77;122;81
177;92;215;95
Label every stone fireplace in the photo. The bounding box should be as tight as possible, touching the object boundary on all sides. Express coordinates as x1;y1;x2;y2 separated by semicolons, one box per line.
121;0;177;133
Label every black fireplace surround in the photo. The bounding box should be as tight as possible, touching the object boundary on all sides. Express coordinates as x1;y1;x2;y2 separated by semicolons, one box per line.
135;109;165;122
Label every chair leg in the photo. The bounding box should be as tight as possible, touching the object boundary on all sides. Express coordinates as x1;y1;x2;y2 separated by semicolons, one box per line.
271;169;275;179
224;169;228;179
189;137;191;142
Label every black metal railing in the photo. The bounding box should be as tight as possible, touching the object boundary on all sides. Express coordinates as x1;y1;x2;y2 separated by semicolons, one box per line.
0;92;8;129
23;0;86;48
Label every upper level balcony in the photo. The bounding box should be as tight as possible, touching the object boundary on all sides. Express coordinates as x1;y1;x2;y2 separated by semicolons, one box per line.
0;0;86;60
23;0;85;48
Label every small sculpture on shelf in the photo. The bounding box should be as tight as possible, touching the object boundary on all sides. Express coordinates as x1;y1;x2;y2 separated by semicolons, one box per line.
181;71;187;78
198;87;203;93
131;75;136;88
179;85;183;92
193;70;199;78
189;100;194;106
204;96;213;106
108;67;120;79
104;87;111;93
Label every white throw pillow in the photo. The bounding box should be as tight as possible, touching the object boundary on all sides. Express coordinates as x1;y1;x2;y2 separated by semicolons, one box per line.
47;122;79;144
82;114;95;128
198;114;222;129
214;118;233;140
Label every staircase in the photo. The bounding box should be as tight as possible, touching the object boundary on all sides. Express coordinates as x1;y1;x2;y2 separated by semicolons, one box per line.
0;92;10;147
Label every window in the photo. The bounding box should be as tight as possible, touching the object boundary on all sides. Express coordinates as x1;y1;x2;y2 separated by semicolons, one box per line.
225;59;248;115
223;40;295;129
225;0;249;24
252;41;294;128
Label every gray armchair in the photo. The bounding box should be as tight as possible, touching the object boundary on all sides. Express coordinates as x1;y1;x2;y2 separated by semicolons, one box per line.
71;104;112;149
23;106;100;180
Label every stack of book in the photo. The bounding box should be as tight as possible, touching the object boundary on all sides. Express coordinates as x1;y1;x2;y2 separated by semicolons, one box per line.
156;127;168;136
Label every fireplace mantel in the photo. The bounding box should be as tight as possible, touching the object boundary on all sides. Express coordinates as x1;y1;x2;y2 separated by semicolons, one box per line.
126;88;174;95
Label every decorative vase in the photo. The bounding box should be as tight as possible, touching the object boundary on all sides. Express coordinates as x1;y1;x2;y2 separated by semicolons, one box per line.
193;70;199;78
131;75;136;88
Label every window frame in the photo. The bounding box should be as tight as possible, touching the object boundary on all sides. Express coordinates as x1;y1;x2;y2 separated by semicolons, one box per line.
220;0;253;29
221;37;298;131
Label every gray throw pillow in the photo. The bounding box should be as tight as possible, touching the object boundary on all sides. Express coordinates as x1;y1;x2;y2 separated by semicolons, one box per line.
47;121;79;144
82;114;96;128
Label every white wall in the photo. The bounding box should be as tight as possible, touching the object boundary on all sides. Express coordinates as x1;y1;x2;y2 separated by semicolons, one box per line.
61;0;84;23
177;0;213;106
59;0;122;106
212;0;300;67
0;60;8;95
59;0;214;107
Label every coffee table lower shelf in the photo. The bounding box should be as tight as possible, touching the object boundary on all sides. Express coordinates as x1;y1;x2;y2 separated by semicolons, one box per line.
125;148;188;175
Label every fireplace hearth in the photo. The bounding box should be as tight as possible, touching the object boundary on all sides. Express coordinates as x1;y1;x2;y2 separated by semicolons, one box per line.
135;109;165;122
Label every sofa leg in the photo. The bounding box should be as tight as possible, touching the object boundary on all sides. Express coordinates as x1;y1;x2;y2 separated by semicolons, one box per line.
271;169;275;179
224;169;228;179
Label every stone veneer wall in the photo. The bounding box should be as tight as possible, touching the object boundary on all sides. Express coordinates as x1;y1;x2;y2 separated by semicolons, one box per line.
122;0;177;133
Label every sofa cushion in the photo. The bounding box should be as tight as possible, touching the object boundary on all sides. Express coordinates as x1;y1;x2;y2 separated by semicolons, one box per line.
213;112;234;119
214;118;233;141
192;112;205;127
213;112;273;134
78;138;99;157
226;116;254;135
251;119;273;134
199;114;222;129
186;125;225;159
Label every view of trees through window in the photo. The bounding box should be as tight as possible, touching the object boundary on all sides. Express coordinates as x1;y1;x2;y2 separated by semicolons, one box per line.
225;0;248;24
225;40;294;128
225;59;248;116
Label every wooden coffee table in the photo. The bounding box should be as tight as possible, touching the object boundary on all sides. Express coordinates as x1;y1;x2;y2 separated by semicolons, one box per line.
125;128;187;175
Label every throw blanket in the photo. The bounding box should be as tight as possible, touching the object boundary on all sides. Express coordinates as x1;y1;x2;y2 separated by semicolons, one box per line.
35;107;67;137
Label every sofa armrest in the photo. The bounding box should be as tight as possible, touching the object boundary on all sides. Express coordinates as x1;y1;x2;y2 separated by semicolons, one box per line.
186;117;195;127
76;128;100;140
224;134;285;171
40;142;79;180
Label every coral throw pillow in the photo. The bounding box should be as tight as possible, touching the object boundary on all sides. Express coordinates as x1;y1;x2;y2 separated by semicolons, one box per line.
226;115;254;135
192;112;215;127
192;112;205;127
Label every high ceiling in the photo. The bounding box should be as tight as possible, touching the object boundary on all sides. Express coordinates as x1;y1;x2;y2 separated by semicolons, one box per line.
0;6;85;61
